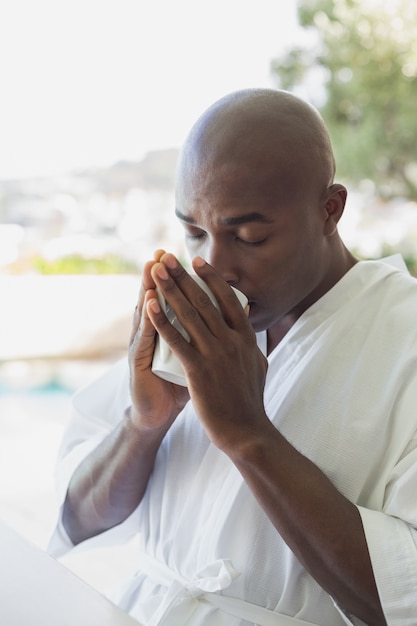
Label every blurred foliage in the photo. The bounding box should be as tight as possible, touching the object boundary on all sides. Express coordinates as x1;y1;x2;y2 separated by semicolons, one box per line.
7;254;139;275
271;0;417;200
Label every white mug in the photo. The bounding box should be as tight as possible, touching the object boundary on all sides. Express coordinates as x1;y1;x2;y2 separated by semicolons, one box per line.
151;274;248;386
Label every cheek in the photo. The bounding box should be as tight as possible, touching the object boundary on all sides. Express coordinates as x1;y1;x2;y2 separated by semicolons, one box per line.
257;259;303;307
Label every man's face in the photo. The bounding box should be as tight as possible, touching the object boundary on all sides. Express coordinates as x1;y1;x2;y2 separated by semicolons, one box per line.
175;158;331;334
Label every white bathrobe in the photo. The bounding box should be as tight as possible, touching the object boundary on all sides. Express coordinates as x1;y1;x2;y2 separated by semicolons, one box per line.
49;259;417;626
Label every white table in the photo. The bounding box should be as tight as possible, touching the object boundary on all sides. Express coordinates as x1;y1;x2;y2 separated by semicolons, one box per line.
0;520;142;625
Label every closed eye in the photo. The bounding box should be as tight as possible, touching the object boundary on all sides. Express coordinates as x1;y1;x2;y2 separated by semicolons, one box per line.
186;232;206;241
237;237;266;247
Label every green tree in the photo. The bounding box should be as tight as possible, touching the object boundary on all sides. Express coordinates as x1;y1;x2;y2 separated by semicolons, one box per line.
271;0;417;200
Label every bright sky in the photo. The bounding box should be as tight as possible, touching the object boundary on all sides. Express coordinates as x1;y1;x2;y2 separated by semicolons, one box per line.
0;0;300;179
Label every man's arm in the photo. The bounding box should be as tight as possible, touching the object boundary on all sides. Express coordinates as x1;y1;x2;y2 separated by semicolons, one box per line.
226;424;386;626
62;251;189;545
62;408;169;544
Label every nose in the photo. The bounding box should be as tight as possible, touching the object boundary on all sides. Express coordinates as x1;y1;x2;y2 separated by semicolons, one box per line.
204;240;239;285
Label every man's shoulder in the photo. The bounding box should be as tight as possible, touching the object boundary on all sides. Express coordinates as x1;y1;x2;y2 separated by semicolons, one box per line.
357;257;417;302
358;259;417;342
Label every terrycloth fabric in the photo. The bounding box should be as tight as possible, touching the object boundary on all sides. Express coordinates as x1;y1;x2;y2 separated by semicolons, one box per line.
49;259;417;625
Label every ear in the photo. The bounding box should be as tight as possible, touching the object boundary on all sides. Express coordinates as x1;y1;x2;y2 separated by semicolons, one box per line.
323;184;347;236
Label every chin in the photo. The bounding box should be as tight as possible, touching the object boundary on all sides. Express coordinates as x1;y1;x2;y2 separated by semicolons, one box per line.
247;307;269;333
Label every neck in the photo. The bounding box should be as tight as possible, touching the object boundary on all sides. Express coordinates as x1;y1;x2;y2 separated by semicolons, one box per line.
267;246;358;354
267;316;298;354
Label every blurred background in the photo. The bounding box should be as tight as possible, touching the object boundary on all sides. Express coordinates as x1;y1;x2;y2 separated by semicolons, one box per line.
1;0;417;593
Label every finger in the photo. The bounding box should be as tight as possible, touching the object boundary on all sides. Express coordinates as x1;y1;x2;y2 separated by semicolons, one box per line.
130;290;143;346
130;263;153;343
160;253;247;339
146;295;194;358
130;288;158;352
142;259;159;292
159;254;246;329
151;259;222;345
132;251;170;339
141;289;160;339
140;250;169;294
153;248;166;261
191;256;250;331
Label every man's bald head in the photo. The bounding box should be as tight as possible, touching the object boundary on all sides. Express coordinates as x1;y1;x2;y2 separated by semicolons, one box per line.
176;88;336;207
174;89;354;335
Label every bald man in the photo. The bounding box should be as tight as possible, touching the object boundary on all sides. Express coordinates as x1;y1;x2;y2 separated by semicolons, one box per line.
49;89;417;626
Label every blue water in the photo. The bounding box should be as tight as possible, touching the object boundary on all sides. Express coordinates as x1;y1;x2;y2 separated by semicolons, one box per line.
0;379;73;396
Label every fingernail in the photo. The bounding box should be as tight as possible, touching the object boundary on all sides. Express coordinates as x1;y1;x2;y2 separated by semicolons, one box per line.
156;264;169;280
153;248;166;260
193;256;205;268
163;254;177;270
149;299;161;313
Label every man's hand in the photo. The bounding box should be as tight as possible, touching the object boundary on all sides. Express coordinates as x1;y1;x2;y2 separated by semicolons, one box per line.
146;252;269;451
128;250;190;434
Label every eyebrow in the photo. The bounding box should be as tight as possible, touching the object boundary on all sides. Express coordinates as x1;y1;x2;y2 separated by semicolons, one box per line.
175;209;273;226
